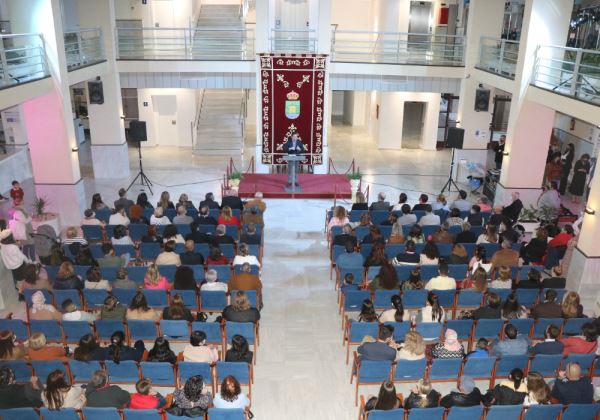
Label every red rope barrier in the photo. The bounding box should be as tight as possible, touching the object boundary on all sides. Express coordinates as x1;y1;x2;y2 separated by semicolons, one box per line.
328;158;356;175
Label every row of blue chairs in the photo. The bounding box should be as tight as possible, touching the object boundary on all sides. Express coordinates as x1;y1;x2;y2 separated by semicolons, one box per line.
0;358;252;394
1;317;258;350
0;406;248;420
340;286;562;322
93;207;244;224
44;262;259;286
63;242;252;262
328;209;491;225
351;351;600;406
343;317;590;362
358;401;599;420
82;223;261;244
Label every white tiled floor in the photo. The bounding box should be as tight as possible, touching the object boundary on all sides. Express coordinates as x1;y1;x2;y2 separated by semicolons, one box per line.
8;124;467;418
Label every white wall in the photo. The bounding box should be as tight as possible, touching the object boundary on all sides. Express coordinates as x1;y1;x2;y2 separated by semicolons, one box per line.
60;0;79;31
376;91;440;150
137;88;196;147
343;91;354;124
114;0;144;20
275;0;309;29
331;0;374;31
331;91;344;117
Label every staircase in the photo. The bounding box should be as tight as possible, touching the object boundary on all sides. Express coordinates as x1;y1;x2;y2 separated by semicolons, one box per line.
194;89;246;156
192;5;249;59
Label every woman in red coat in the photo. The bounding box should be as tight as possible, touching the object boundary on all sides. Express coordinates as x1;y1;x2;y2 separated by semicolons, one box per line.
218;206;240;228
560;322;598;356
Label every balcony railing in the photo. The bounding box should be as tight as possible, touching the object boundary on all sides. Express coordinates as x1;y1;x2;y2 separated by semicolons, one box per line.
532;45;600;105
116;27;255;60
270;29;317;53
476;36;519;79
330;30;465;66
0;33;49;88
64;28;105;71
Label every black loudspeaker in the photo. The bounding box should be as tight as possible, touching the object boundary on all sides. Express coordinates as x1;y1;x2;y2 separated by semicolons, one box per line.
447;127;464;149
474;88;490;112
88;80;104;104
130;120;147;142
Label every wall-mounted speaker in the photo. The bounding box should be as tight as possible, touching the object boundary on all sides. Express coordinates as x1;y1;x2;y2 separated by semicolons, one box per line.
447;127;465;149
129;120;147;142
88;80;104;105
474;88;490;112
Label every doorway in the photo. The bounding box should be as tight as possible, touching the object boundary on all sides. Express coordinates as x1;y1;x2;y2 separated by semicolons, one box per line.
408;1;432;43
402;101;426;149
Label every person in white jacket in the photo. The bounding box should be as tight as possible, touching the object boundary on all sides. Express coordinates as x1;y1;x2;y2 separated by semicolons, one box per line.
232;243;260;268
0;228;32;287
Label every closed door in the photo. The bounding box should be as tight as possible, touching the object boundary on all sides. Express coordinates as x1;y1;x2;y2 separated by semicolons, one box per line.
408;1;432;44
153;95;178;146
402;102;426;149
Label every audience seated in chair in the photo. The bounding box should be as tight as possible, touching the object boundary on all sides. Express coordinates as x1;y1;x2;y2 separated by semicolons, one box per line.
490;240;520;272
113;267;137;289
483;368;527;406
240;223;261;245
97;243;126;268
225;334;253;364
425;263;456;291
562;291;584;319
524;371;551;405
333;224;357;248
212;375;250;409
232;243;260;268
126;292;160;321
391;240;419;266
368;263;399;291
560;322;598;356
199;192;220;210
418;205;440;227
222;291;260;323
201;269;227;292
440;375;481;407
336;241;364;268
550;362;594;405
27;332;68;361
530;325;564;355
73;334;107;362
431;329;464;359
357;325;396;361
364;381;402;412
412;194;429;212
531;289;562;319
85;370;130;408
155;241;181;267
147;336;177;364
379;295;408;323
229;263;263;309
0;366;43;408
491;323;530;357
62;299;96;323
455;222;477;244
404;378;440;409
29;290;62;321
163;294;194;322
170;375;212;416
449;190;472;212
466;338;489;358
129;377;167;409
101;295;127;321
109;204;130;227
396;331;426;361
173;266;196;290
54;261;84;290
183;330;219;363
370;192;390;211
41;369;86;410
197;206;218;226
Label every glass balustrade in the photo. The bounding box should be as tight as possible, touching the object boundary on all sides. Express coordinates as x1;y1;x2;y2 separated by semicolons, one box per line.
64;28;105;70
476;37;519;79
0;33;49;88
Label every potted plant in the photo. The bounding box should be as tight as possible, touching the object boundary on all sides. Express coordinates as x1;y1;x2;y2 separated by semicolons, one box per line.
517;205;555;233
32;196;51;220
228;171;243;189
347;169;363;189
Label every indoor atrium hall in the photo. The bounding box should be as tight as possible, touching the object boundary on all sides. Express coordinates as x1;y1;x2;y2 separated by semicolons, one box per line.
0;0;600;419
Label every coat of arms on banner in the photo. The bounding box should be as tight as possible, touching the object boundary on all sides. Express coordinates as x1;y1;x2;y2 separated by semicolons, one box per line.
285;90;300;120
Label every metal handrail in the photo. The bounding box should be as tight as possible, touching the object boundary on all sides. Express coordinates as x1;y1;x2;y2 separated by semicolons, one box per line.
476;36;519;79
0;32;49;87
63;28;105;70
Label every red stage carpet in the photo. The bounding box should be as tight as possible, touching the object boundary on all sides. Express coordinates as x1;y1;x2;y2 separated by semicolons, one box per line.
238;173;351;199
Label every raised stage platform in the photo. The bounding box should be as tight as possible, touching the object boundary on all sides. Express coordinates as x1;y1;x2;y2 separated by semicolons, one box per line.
238;173;351;199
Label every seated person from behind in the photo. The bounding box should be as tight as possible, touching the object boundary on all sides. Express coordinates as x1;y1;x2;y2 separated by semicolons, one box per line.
162;294;194;322
198;192;220;210
560;322;598;356
412;194;429;212
396;204;417;226
232;243;260;267
455;222;477;244
440;375;482;408
550;362;594;405
466;338;489;358
483;368;527;406
173;205;194;225
466;204;483;226
364;381;402;412
228;263;263;309
85;370;130;408
444;208;464;228
62;298;96;323
472;293;502;320
225;334;253;364
27;332;68;361
357;325;396;361
183;330;219;363
404;378;440;409
244;191;267;213
418;204;441;226
368;263;399;291
197;206;218;225
449;190;472;212
0;366;43;408
108;204;130;226
530;325;564;355
200;269;228;292
29;290;62;321
213;224;235;246
431;329;465;359
370;192;390;211
424;263;456;291
333;223;357;247
97;243;126;268
129;378;167;409
340;273;360;293
391;240;419;265
490;240;520;272
155;240;181;267
126;292;160;321
516;268;543;289
222;291;260;323
531;289;562;319
179;239;204;265
240;223;261;245
143;264;172;290
100;295;127;321
491;324;530;357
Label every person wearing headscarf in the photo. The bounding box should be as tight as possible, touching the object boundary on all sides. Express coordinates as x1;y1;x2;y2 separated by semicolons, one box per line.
29;291;61;321
431;329;465;359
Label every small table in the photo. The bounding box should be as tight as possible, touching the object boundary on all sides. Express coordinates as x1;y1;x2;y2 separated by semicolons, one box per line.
283;154;304;193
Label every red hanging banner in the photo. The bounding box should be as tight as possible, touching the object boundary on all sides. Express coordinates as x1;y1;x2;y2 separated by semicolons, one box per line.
259;53;327;166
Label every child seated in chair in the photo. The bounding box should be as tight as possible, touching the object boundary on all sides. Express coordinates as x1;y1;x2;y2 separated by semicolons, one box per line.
129;378;167;409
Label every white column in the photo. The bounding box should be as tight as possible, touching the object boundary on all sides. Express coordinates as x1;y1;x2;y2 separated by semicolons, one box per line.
78;0;130;179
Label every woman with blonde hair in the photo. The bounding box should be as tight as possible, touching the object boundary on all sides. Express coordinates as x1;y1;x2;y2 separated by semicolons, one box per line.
143;264;171;290
218;206;240;227
404;378;441;408
562;291;583;318
157;191;174;209
222;291;260;323
328;206;349;229
490;266;512;289
432;194;449;212
397;331;426;360
352;191;368;211
389;221;406;244
27;332;68;361
524;371;551;405
462;267;488;293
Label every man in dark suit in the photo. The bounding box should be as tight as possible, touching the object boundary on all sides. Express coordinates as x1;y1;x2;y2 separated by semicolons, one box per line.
283;132;305;187
199;192;220;210
185;222;213;244
113;188;134;212
179;240;205;266
213;224;235;245
333;224;357;247
221;191;244;211
197;206;217;225
357;325;396;361
455;222;477;243
369;192;391;211
412;194;429;212
531;289;563;319
502;192;523;224
530;325;564;355
392;240;419;265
